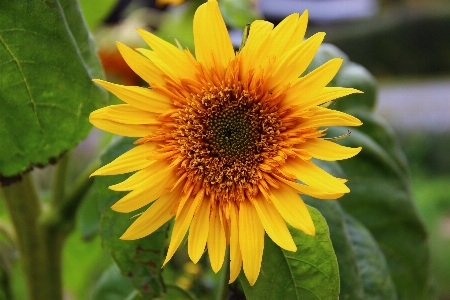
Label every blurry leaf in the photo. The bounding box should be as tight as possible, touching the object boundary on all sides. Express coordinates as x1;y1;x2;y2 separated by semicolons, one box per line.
219;0;261;29
91;264;135;300
0;259;11;300
308;44;431;299
156;2;198;52
96;137;167;298
331;112;431;299
161;284;198;300
76;185;100;240
0;0;107;177
78;0;117;30
62;231;112;299
308;43;377;112
239;206;339;300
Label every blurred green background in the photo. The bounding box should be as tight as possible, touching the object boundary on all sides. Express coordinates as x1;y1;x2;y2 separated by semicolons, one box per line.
1;0;449;299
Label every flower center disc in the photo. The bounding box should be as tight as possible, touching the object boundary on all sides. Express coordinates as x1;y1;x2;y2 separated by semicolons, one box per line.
208;107;259;158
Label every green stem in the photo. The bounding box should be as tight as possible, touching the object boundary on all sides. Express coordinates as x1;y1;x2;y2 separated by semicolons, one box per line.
51;153;69;207
1;173;63;300
60;158;100;221
216;249;230;300
0;219;16;245
40;158;99;234
1;152;101;300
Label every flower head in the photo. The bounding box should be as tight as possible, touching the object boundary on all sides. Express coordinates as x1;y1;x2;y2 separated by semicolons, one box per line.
90;0;362;285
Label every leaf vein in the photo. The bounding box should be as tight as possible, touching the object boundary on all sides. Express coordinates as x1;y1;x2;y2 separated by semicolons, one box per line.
0;33;44;137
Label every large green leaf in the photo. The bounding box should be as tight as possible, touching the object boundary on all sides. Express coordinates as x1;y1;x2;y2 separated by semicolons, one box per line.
305;199;365;300
308;44;431;299
332;113;431;300
343;213;397;300
307;43;378;112
96;137;167;298
307;198;397;300
239;206;339;300
0;0;107;177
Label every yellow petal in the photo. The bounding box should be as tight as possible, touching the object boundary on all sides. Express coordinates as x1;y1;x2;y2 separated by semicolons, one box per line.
283;58;343;107
282;158;349;193
270;184;315;235
229;202;242;283
276;177;345;200
252;196;297;251
265;13;300;59
207;204;226;273
111;170;178;213
284;10;309;51
90;104;160;125
240;20;273;76
109;160;171;191
93;79;173;113
294;87;362;110
119;186;181;240
136;28;197;79
110;170;178;212
268;32;325;90
239;201;264;286
88;118;158;137
116;42;166;86
297;106;363;129
91;143;156;176
188;196;211;263
136;49;180;83
302;139;362;161
163;192;203;266
193;0;234;74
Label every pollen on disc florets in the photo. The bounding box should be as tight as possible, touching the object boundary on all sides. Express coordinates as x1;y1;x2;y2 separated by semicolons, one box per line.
174;82;284;202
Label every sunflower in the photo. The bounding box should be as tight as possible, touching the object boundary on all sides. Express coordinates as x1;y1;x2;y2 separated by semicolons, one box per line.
90;0;362;285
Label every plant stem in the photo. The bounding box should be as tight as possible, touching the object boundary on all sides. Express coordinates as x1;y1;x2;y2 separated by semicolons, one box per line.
216;249;230;300
60;158;99;222
51;153;69;207
1;173;63;300
40;158;100;232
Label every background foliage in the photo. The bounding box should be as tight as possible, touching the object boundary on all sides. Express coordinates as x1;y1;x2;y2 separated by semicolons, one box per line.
1;0;443;299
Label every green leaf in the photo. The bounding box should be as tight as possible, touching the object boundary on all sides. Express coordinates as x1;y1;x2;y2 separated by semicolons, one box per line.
78;0;117;30
156;2;198;52
331;112;431;299
343;214;397;299
76;185;100;240
308;43;377;112
219;0;262;29
0;0;107;177
91;264;135;300
307;198;397;300
309;43;431;299
96;137;166;298
161;284;199;300
239;206;339;300
305;199;365;300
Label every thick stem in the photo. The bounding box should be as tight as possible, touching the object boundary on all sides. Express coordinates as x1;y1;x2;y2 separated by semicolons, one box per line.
1;173;63;300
